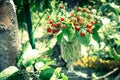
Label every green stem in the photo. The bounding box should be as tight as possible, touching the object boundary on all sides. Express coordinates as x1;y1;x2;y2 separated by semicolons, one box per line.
110;47;120;60
24;0;35;49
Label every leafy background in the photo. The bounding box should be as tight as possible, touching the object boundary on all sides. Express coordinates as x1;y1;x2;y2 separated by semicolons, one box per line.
0;0;120;80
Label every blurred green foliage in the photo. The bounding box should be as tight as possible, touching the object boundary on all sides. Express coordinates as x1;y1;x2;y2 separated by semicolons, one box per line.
2;0;119;79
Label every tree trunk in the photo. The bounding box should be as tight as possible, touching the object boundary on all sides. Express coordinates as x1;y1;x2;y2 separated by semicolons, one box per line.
0;0;21;71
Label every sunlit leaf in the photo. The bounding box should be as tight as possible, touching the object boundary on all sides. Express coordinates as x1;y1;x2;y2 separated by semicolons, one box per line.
63;24;75;42
78;33;91;46
35;62;45;71
50;68;61;80
21;43;40;67
0;66;19;80
61;73;68;80
109;3;120;15
100;0;106;3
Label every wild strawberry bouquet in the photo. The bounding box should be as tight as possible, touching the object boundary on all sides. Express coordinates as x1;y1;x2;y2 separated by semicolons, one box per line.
46;4;96;46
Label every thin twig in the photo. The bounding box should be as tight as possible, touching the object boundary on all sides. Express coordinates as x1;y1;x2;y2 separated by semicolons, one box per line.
97;66;120;80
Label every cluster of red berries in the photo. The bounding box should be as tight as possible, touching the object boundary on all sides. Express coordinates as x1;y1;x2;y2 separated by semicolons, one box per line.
47;17;66;34
47;4;95;37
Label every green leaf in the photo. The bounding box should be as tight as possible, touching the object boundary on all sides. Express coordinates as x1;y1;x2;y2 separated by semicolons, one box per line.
93;23;101;31
115;40;120;46
40;65;51;70
39;68;55;80
78;33;91;46
50;68;68;80
109;3;120;15
0;66;19;80
92;32;101;43
100;4;109;13
63;34;69;42
35;62;45;71
63;24;75;42
61;73;68;80
92;24;101;43
100;0;106;3
109;48;120;60
50;68;61;80
7;71;29;80
22;49;40;67
17;42;31;67
57;32;63;44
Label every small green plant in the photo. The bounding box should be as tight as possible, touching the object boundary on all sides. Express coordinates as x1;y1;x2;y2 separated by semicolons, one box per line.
46;4;96;46
45;3;99;73
0;42;68;80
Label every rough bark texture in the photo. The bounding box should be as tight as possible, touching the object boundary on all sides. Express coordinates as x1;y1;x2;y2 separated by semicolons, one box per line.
0;0;21;71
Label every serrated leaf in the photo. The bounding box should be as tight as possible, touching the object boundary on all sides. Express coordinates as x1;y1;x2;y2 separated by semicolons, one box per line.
78;33;91;46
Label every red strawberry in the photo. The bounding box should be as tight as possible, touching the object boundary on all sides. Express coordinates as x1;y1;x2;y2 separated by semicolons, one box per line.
52;30;56;34
77;7;81;11
60;17;64;21
74;21;78;26
55;29;59;33
87;28;92;34
49;20;53;24
57;22;61;27
70;13;74;17
48;16;50;19
80;19;84;25
75;26;80;31
80;32;85;36
51;23;56;27
69;20;73;23
47;28;52;33
77;16;81;21
86;23;92;28
60;4;64;9
83;8;87;13
90;21;95;25
61;25;66;28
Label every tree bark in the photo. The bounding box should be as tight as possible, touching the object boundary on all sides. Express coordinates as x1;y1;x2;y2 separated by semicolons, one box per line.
0;0;21;71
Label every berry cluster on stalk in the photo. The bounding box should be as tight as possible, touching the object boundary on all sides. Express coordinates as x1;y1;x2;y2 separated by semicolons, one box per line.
46;4;95;37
